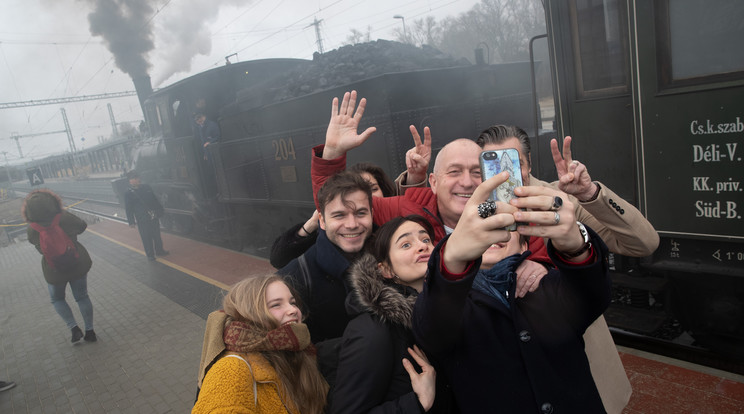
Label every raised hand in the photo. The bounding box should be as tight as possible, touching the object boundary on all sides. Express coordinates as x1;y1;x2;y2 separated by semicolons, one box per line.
402;345;436;412
443;171;517;273
298;210;320;237
405;125;432;185
550;137;597;201
323;90;377;160
511;186;585;256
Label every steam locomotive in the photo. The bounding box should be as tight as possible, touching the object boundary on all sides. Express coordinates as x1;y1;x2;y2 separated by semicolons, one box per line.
117;1;744;372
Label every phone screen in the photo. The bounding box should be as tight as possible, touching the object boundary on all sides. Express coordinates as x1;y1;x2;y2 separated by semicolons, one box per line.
479;148;524;230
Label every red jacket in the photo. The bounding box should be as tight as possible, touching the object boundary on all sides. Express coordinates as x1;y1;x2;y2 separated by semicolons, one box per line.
312;145;447;242
311;145;549;263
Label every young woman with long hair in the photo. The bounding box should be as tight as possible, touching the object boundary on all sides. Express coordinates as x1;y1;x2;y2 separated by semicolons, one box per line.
329;215;437;413
194;274;328;413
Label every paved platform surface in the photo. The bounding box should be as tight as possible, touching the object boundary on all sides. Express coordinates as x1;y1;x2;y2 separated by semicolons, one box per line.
0;214;743;413
0;216;274;413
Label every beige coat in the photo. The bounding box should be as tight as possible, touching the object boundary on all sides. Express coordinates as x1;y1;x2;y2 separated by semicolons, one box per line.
532;176;658;414
531;176;659;257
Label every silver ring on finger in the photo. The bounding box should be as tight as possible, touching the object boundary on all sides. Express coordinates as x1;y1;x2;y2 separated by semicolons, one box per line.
550;196;563;211
478;201;498;219
553;211;560;225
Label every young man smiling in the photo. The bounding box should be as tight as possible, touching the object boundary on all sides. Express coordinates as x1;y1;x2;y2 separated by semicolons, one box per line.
279;171;373;344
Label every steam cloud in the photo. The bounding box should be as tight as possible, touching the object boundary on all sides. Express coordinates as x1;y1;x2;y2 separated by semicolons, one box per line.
87;0;155;78
86;0;251;85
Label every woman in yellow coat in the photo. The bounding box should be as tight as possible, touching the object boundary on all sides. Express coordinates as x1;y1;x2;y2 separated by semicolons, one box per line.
194;274;329;413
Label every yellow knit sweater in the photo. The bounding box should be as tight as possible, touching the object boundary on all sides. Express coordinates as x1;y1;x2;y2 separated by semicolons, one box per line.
193;352;297;414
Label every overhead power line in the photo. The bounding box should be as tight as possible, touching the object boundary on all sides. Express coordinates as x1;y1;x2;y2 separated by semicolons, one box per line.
0;91;138;110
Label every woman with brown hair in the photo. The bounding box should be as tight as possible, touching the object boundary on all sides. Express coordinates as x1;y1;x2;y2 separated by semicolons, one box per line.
23;189;96;343
194;274;328;413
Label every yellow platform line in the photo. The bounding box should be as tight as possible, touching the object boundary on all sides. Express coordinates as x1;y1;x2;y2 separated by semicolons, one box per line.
87;228;230;291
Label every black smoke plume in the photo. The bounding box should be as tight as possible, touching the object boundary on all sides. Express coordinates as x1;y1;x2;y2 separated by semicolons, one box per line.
87;0;155;78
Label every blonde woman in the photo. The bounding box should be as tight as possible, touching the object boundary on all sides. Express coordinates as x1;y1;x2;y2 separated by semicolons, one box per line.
194;275;328;413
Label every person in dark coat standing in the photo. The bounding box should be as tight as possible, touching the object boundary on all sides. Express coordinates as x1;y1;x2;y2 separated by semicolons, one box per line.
23;189;96;343
330;215;437;414
413;173;611;414
124;170;168;261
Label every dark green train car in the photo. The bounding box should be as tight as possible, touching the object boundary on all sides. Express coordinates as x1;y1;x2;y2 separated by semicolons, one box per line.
543;0;743;370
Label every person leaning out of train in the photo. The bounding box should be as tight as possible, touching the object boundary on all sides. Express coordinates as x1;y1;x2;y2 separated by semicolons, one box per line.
194;112;220;162
194;274;328;414
269;162;396;269
329;215;439;413
413;172;611;413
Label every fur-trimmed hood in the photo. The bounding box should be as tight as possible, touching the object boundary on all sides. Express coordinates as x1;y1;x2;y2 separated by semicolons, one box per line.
347;254;418;330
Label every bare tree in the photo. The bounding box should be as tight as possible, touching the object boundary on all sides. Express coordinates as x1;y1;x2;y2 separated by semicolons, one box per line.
436;0;545;63
344;26;372;45
392;16;443;47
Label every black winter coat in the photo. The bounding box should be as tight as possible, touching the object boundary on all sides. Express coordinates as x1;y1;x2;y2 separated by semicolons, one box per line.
269;221;318;269
413;228;611;414
124;184;163;225
278;229;355;344
330;254;422;414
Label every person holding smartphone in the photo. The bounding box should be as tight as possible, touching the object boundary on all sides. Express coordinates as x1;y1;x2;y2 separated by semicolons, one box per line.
413;172;611;413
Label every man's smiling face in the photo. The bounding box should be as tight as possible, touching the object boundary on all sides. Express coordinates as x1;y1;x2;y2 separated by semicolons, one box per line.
429;139;483;228
319;190;373;254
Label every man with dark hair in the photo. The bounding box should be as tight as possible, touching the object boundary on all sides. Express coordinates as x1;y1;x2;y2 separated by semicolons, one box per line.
124;170;169;261
278;170;373;343
475;124;659;257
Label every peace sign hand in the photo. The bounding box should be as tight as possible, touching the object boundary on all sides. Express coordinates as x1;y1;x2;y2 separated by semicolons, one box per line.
405;125;432;184
550;136;596;201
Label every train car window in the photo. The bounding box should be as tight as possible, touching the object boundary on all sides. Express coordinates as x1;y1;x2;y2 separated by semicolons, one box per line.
158;101;173;138
145;103;162;137
655;0;744;88
569;0;629;97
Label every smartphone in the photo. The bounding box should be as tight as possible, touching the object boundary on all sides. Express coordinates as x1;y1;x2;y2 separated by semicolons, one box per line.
479;149;524;231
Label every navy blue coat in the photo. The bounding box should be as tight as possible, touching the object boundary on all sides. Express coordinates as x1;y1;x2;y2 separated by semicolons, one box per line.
413;228;611;414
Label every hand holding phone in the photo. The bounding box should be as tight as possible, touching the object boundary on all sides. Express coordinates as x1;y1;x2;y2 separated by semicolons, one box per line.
479;149;524;231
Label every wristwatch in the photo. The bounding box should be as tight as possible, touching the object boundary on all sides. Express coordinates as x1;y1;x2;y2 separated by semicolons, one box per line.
559;221;592;258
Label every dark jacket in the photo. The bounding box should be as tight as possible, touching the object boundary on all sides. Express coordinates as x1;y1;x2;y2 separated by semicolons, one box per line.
269;221;318;269
23;190;93;285
198;119;220;146
277;229;355;344
330;254;422;414
124;184;163;225
413;228;611;414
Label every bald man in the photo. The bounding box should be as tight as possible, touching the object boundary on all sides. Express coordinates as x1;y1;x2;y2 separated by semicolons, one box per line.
311;91;486;242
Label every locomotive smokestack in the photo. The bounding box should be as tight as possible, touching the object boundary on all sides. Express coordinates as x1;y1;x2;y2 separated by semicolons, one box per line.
132;76;153;117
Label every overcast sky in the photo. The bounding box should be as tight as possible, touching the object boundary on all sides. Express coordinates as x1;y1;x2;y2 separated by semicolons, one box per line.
0;0;481;165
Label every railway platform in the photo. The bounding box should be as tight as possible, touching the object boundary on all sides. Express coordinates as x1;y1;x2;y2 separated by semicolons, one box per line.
0;214;743;413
